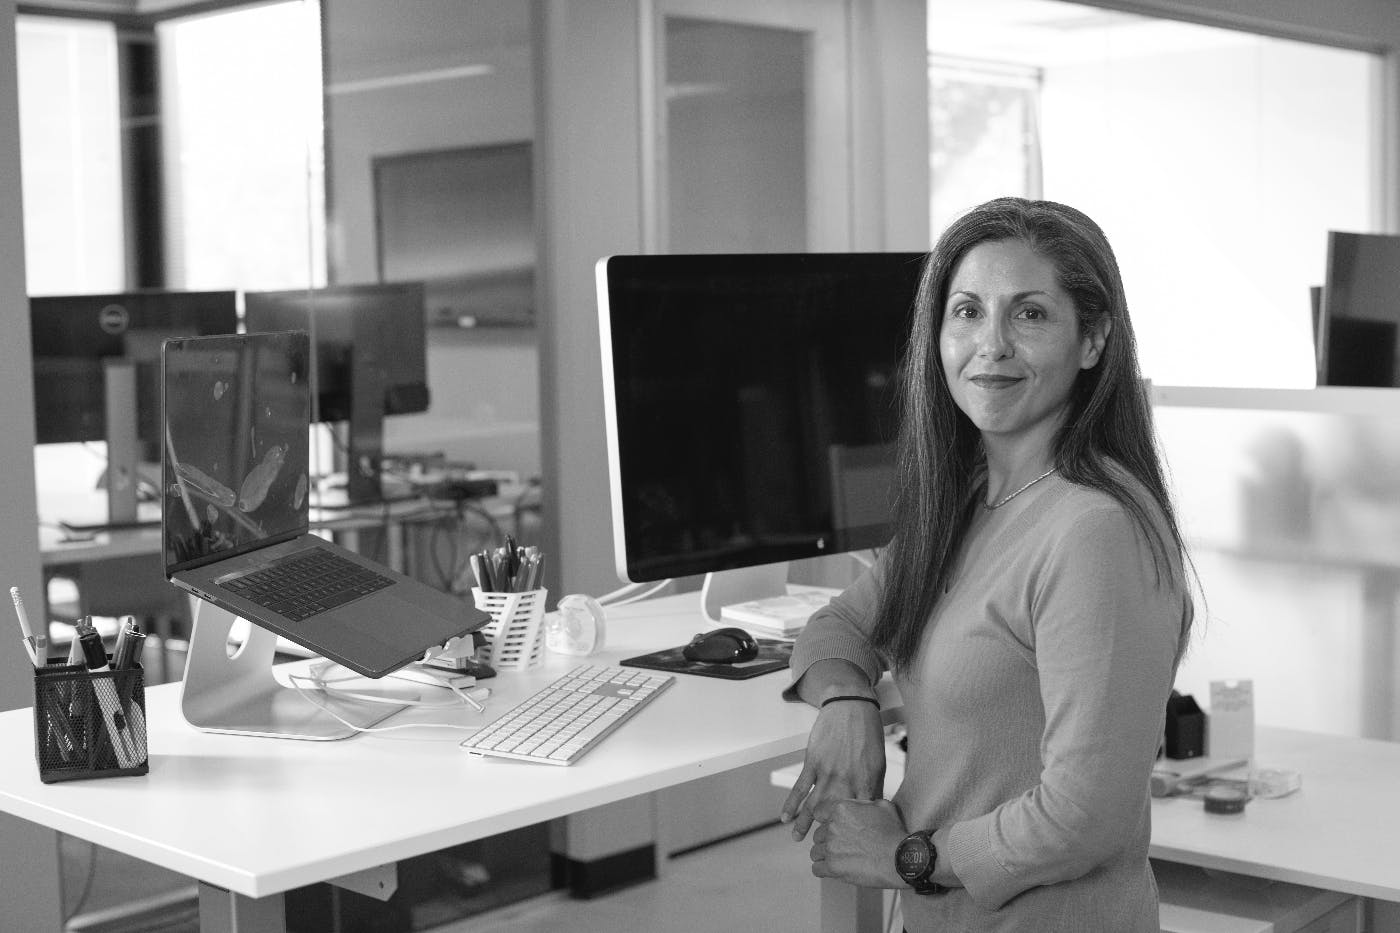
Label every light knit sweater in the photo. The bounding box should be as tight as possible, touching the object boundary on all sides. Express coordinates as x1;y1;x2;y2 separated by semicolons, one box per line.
788;472;1190;932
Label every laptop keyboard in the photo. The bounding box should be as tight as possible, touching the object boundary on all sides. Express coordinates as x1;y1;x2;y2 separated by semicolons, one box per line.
460;666;674;765
220;548;394;622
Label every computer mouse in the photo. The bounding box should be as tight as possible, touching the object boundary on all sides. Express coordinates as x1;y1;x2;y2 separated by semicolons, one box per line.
682;626;759;664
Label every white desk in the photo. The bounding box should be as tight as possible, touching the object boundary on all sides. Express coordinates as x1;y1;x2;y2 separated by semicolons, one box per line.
0;593;857;933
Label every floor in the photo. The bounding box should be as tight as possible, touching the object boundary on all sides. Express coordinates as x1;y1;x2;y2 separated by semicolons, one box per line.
59;821;866;933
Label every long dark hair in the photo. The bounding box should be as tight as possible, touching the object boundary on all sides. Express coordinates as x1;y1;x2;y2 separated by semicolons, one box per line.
872;197;1192;673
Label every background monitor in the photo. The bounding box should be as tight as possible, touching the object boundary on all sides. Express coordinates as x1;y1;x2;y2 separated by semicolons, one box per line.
1317;231;1400;387
243;282;430;503
31;289;239;452
30;290;239;526
596;252;923;600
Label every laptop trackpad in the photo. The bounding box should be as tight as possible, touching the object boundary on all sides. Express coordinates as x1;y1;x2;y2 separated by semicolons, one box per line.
362;592;475;651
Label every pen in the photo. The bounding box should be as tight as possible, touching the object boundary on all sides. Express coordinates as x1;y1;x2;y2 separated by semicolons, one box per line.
112;617;140;671
78;628;142;769
505;535;519;579
9;586;43;667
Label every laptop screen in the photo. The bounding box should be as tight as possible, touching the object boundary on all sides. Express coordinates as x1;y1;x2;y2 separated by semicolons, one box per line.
162;330;312;575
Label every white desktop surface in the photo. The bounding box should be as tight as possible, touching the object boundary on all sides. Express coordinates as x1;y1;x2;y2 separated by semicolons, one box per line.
0;593;846;904
1149;727;1400;903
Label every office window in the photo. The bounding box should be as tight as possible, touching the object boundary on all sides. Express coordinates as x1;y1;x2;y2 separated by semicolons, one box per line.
16;16;125;296
929;0;1376;388
159;0;326;291
929;56;1042;235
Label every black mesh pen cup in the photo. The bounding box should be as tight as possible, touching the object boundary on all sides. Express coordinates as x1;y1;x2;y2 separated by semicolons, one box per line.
33;660;149;783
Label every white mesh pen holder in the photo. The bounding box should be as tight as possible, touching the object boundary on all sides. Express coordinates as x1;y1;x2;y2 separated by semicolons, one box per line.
473;588;548;670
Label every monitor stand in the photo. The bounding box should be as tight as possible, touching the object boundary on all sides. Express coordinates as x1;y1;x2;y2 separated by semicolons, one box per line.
699;562;790;625
103;359;141;526
180;600;410;741
345;339;387;506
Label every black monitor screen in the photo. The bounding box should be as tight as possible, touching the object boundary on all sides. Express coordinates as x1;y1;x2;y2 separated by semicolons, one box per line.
243;283;430;423
597;252;924;583
30;290;239;451
1319;231;1400;387
162;330;311;573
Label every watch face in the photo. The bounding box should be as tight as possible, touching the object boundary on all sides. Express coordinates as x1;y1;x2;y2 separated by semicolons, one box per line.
896;836;932;880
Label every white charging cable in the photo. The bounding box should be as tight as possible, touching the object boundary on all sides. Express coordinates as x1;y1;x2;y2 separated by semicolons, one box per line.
596;579;673;607
285;662;490;738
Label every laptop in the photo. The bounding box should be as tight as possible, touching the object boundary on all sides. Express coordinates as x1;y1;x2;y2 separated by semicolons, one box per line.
161;330;491;678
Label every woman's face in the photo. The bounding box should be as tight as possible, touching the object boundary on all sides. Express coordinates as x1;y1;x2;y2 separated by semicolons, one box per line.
939;238;1107;446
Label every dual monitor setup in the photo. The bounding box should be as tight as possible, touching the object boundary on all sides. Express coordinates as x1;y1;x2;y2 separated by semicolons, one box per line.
31;283;430;529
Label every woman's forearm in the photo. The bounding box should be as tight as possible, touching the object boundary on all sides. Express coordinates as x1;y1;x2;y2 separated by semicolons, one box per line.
793;658;878;707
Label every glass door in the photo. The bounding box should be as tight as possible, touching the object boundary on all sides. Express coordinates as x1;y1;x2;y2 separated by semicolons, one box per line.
649;0;850;252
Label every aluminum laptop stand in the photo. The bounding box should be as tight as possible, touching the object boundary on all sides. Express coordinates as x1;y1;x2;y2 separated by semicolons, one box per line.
181;599;412;740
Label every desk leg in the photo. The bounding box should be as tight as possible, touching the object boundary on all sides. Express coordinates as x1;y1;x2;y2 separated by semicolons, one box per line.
1360;572;1400;740
0;813;63;929
198;883;286;933
820;877;885;933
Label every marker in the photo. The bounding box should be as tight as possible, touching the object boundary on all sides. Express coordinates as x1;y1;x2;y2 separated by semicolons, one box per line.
78;629;142;769
9;587;43;668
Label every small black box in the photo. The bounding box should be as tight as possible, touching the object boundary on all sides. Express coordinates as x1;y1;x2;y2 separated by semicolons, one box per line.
1164;690;1205;760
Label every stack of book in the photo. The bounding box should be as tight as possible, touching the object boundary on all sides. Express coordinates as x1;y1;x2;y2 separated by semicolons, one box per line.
718;588;838;639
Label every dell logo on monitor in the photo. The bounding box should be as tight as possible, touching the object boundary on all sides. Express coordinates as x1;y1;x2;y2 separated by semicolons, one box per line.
98;303;130;334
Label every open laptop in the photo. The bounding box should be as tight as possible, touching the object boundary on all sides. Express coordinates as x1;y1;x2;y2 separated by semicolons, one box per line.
162;330;490;678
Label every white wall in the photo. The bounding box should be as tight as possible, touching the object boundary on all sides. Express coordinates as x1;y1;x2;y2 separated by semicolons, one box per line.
0;0;44;712
0;0;65;925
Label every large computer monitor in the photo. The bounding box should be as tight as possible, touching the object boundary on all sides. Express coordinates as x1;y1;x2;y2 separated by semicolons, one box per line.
30;289;239;526
596;252;923;620
1317;231;1400;387
243;283;430;503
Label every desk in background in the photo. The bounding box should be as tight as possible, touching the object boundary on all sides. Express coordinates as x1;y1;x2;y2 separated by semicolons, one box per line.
774;726;1400;932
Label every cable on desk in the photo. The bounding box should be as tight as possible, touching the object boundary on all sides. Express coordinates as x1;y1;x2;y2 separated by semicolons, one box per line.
285;664;491;739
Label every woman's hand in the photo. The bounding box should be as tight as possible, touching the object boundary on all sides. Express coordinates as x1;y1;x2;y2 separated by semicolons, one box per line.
780;699;886;841
808;798;907;888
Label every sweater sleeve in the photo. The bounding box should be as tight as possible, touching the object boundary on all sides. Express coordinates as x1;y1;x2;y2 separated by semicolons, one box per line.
943;506;1185;909
781;555;888;702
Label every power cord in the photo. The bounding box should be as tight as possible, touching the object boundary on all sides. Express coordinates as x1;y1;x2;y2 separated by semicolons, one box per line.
594;579;674;607
284;662;491;738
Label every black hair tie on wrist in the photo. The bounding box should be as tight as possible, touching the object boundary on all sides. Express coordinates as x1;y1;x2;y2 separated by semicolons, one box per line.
820;694;880;711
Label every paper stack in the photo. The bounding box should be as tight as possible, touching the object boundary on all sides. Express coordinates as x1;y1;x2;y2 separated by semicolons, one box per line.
719;589;837;638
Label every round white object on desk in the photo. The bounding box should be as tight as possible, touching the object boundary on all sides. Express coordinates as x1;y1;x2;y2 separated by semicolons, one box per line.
545;593;606;656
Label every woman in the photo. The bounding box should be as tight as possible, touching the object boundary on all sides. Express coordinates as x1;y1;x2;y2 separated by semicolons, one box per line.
780;197;1193;932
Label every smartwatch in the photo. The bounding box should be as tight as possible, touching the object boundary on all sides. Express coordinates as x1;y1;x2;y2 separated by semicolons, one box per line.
895;830;945;894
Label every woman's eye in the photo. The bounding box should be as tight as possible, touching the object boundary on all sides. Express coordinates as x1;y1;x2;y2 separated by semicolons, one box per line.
1019;305;1045;321
950;303;978;319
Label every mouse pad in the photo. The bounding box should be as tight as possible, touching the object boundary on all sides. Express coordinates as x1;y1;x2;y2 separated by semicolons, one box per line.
622;639;793;680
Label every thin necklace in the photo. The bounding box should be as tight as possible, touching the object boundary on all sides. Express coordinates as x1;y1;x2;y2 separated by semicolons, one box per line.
984;467;1057;510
